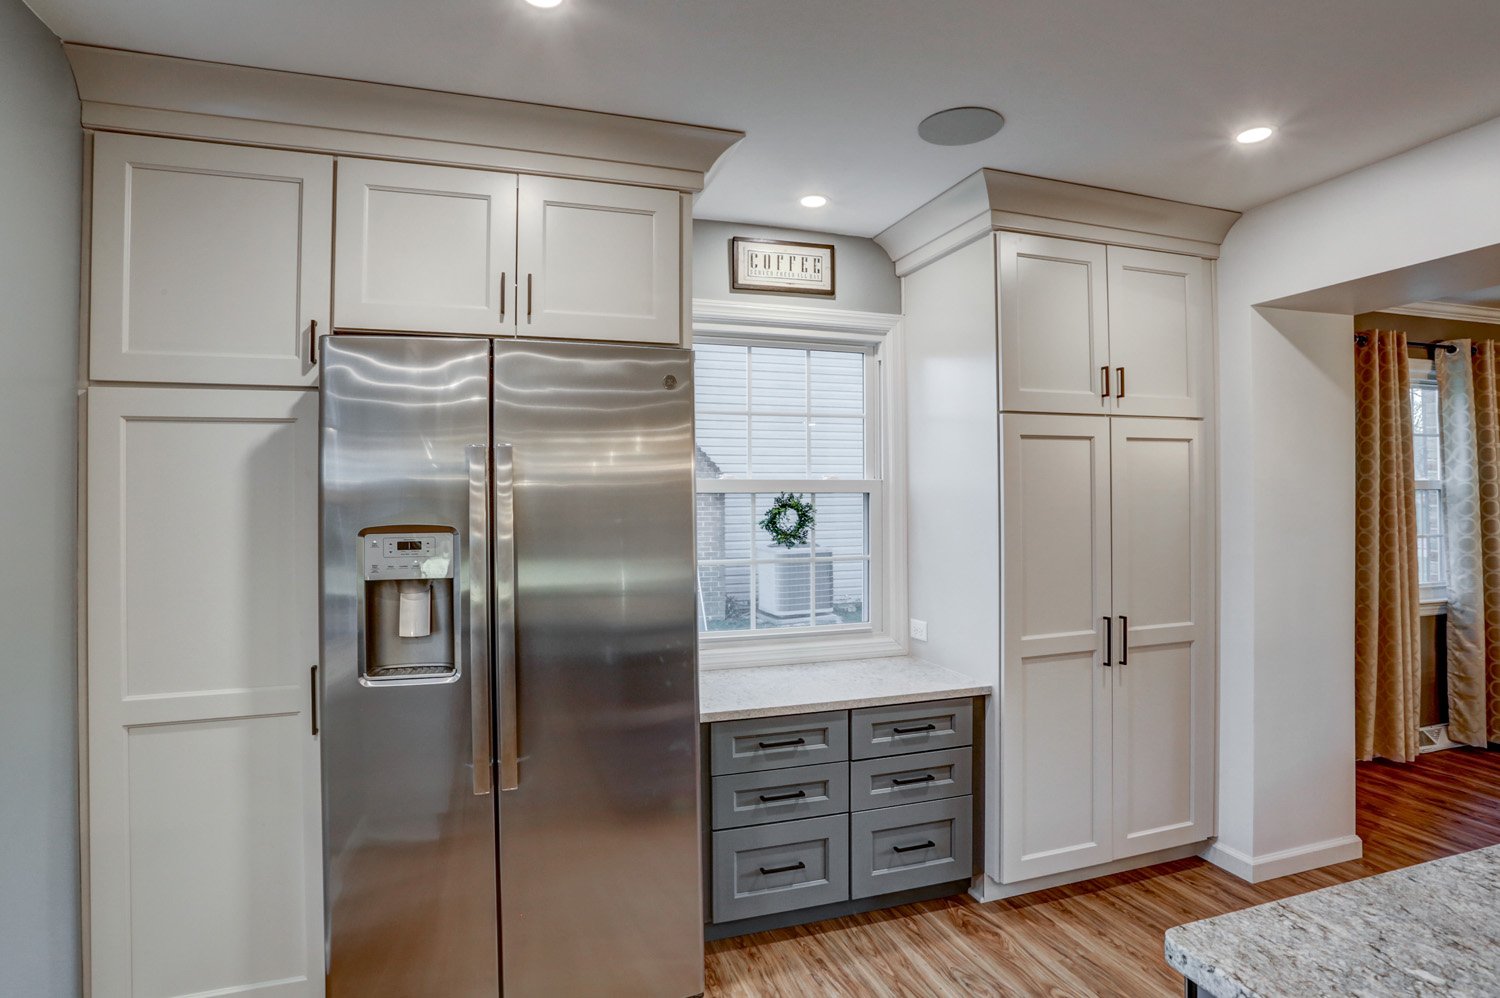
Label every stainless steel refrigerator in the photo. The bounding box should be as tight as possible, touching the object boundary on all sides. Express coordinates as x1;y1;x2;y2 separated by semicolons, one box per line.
319;334;703;996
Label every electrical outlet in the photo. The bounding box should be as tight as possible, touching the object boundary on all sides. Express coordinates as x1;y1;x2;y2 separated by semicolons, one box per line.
909;618;928;642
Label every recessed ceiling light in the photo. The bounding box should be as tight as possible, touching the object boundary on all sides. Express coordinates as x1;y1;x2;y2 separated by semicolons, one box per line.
918;106;1006;146
1235;125;1275;144
525;0;562;7
799;194;828;208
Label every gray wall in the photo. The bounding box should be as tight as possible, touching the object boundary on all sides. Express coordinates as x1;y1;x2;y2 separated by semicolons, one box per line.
692;220;900;314
0;2;81;994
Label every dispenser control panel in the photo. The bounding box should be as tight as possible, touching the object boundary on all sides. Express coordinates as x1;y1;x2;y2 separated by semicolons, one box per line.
362;531;455;581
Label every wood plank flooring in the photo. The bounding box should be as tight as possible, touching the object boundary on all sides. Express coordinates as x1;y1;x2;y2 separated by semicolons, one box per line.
704;747;1500;997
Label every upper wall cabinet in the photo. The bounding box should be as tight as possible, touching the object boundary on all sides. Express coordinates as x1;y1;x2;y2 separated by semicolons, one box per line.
995;234;1209;418
334;159;518;336
90;133;332;386
517;176;682;345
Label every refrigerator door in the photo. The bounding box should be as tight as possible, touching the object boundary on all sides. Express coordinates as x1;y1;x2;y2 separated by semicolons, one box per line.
321;335;498;996
494;339;703;997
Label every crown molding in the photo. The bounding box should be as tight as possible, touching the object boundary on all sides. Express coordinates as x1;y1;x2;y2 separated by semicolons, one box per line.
64;44;743;192
875;168;1240;275
1382;300;1500;326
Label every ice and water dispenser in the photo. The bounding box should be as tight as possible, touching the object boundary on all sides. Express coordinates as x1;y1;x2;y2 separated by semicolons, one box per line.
358;526;459;682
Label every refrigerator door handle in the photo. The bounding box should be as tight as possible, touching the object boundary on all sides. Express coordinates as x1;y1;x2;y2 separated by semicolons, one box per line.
495;442;520;791
468;445;494;797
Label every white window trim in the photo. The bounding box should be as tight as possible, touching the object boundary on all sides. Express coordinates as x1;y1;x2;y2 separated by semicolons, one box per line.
1410;357;1448;607
692;298;908;670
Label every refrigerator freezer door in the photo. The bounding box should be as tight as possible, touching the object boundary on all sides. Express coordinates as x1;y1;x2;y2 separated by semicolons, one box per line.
494;340;703;997
321;335;498;996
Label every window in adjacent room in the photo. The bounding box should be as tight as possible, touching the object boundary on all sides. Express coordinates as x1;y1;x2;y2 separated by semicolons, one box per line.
693;339;882;640
1410;358;1446;599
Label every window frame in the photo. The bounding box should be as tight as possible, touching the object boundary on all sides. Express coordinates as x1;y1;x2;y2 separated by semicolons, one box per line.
691;299;907;668
1409;357;1447;606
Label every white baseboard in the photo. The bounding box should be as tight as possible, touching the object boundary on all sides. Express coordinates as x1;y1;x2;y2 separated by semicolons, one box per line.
969;842;1207;902
1200;834;1363;884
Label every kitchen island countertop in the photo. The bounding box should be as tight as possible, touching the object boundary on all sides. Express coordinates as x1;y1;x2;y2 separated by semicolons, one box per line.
698;656;991;722
1164;843;1500;997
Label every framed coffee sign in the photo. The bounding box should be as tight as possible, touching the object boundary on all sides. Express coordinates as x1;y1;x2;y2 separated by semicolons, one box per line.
731;237;836;296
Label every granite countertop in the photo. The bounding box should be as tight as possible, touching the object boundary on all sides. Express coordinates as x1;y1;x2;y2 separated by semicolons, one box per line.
698;656;991;722
1165;844;1500;997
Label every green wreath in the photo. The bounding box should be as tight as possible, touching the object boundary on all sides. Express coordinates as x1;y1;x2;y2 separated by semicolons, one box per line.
760;492;815;549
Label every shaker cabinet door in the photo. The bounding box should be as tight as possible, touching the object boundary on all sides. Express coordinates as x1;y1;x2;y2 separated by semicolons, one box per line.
996;232;1111;414
334;158;517;335
1105;247;1209;418
1109;418;1215;858
517;176;681;344
998;413;1115;883
86;387;322;997
90;133;332;386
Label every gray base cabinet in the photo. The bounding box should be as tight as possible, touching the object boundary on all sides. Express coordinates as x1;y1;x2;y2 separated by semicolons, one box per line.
704;698;978;933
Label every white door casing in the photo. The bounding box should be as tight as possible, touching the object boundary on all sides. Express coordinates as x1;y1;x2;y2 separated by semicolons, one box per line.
996;232;1111;414
334;158;518;335
1000;412;1114;882
90;133;332;386
517;175;681;344
1106;247;1208;419
86;387;322;997
1109;417;1215;858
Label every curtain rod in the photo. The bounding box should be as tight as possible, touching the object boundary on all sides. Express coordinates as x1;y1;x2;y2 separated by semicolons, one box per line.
1353;333;1459;354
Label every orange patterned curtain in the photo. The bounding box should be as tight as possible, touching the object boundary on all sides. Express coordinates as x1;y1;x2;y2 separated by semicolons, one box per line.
1354;330;1421;762
1435;339;1500;747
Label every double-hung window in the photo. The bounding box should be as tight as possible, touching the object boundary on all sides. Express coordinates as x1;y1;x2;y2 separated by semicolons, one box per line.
693;339;883;644
1410;358;1446;600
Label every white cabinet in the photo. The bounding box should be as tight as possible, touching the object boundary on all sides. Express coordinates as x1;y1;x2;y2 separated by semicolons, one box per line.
334;158;517;335
995;233;1209;418
998;413;1213;884
86;387;322;997
517;175;681;344
90;133;332;386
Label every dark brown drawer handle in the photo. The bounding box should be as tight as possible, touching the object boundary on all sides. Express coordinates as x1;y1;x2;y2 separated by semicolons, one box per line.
892;840;936;854
759;861;806;875
759;789;807;803
758;737;806;749
892;723;937;735
891;774;936;786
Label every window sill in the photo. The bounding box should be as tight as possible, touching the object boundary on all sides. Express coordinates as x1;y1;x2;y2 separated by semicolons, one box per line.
1419;598;1448;617
698;630;907;671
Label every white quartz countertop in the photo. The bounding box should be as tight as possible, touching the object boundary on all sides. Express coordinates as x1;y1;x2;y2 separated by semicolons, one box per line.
1164;844;1500;997
698;656;991;722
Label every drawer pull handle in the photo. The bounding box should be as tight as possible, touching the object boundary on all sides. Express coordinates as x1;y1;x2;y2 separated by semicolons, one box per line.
758;737;806;749
892;723;937;735
759;789;808;803
891;774;936;786
759;861;806;875
892;840;936;854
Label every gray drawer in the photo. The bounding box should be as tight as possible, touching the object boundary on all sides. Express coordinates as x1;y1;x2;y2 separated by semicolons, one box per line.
712;814;850;922
850;747;972;811
711;762;850;830
850;699;972;759
851;796;972;899
710;711;848;774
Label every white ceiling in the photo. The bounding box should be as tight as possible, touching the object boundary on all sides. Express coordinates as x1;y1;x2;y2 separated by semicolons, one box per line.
1441;286;1500;309
26;0;1500;237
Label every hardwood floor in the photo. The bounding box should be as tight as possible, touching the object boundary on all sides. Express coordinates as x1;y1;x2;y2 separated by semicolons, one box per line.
704;748;1500;997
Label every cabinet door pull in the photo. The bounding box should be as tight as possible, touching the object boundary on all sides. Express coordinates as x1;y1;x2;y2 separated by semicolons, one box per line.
1103;616;1112;667
892;840;936;854
500;272;507;320
310;664;319;736
1100;366;1110;401
759;861;806;875
891;773;936;786
309;319;318;366
892;723;937;735
759;789;807;803
758;736;806;749
526;273;533;323
1116;366;1125;399
1118;615;1129;666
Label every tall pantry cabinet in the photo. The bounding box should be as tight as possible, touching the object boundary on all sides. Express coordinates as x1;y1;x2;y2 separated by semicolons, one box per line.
70;43;739;997
887;169;1235;894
